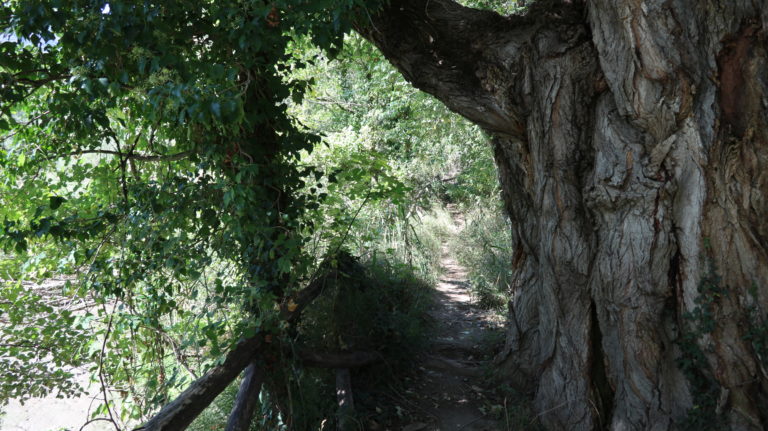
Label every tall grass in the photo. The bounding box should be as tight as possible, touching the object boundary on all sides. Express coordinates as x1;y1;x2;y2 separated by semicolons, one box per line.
334;202;455;285
453;200;513;310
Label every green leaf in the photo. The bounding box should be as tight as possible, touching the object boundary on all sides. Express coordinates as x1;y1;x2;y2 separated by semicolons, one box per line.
49;196;66;210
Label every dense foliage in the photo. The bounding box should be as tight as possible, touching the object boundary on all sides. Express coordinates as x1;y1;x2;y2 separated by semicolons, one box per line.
0;0;508;428
1;0;379;423
289;35;497;269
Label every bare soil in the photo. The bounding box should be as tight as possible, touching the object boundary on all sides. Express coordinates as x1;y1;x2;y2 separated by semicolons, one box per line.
1;370;115;431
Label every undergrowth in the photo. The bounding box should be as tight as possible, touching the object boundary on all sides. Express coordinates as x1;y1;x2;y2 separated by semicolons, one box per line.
452;200;512;310
297;255;432;428
355;205;454;286
189;252;432;430
483;384;543;431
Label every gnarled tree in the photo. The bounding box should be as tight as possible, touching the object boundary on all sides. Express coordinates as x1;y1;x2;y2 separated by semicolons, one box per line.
5;0;768;429
360;0;768;429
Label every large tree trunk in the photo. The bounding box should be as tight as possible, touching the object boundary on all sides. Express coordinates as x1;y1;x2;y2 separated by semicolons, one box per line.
360;0;768;429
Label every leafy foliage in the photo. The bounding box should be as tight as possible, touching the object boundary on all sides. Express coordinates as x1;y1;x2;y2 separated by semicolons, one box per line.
459;0;529;14
0;279;89;404
289;34;498;285
0;0;507;427
0;0;381;423
291;35;496;207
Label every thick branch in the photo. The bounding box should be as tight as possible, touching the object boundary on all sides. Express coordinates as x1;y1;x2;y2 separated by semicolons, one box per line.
357;0;586;139
65;149;193;162
357;0;519;136
299;350;382;368
224;360;265;431
135;336;262;431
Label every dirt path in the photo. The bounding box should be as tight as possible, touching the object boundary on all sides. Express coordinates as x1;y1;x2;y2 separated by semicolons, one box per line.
389;213;506;431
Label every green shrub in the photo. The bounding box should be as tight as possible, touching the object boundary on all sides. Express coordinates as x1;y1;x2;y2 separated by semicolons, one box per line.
299;252;431;371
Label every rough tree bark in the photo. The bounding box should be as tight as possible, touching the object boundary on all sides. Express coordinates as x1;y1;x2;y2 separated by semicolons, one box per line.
360;0;768;429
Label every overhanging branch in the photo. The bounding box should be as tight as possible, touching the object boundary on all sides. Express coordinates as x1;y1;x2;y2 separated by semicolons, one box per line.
299;350;382;368
356;0;522;136
65;149;193;162
356;0;587;139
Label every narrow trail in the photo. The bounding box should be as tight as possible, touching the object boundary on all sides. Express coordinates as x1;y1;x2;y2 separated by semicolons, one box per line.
389;211;505;431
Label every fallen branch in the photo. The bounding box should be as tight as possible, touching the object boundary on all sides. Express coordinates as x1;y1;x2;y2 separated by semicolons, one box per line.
335;368;355;431
299;350;382;369
133;336;262;431
224;360;265;431
135;253;366;430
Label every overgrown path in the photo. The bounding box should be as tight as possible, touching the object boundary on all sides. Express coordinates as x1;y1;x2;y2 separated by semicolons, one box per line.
389;211;505;431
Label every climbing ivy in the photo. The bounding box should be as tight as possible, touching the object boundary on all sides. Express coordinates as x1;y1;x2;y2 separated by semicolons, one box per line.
0;0;380;422
676;258;727;430
1;0;509;425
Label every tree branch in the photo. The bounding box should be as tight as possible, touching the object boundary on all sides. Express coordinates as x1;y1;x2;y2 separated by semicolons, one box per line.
65;149;193;162
14;74;71;88
224;360;265;431
97;304;120;431
299;350;382;368
356;0;586;139
135;266;349;431
356;0;520;136
0;111;51;141
134;335;262;431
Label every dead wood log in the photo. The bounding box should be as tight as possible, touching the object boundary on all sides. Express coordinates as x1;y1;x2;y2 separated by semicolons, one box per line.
134;335;262;431
224;360;265;431
299;350;382;368
136;253;366;430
